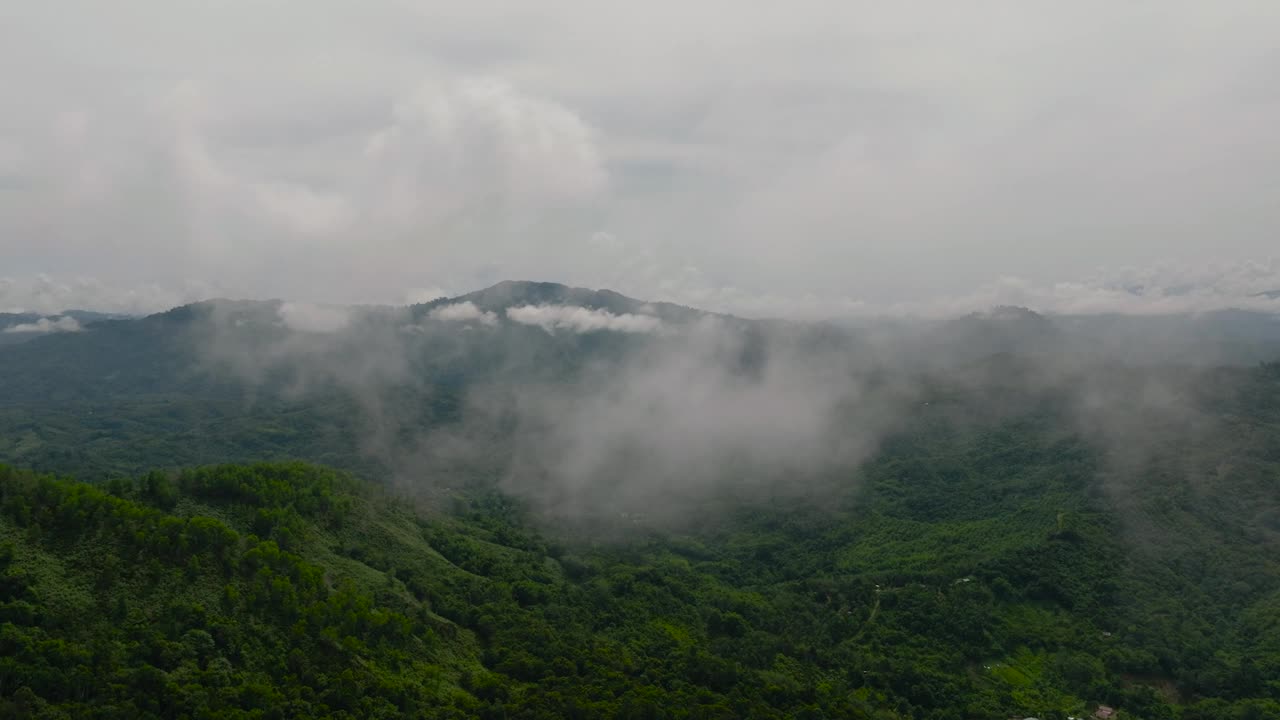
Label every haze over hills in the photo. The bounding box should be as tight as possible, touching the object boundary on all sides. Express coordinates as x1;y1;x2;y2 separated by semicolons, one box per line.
0;310;133;346
8;278;1280;355
8;1;1280;716
3;279;1280;482
3;280;1280;718
431;280;711;323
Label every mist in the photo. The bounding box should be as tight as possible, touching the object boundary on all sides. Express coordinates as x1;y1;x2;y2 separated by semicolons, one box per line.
2;315;81;334
164;283;1266;534
6;4;1280;318
6;5;1280;715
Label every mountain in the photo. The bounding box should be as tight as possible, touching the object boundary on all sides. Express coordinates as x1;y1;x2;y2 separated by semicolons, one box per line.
1052;309;1280;366
448;279;658;314
0;283;685;479
919;305;1065;364
3;283;1280;481
0;310;133;346
4;367;1280;718
3;281;1280;717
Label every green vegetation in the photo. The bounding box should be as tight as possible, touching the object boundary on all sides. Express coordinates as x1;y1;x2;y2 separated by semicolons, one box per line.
2;299;1280;718
2;362;1280;719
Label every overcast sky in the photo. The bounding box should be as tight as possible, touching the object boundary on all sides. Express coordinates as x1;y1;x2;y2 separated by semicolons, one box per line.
2;1;1279;317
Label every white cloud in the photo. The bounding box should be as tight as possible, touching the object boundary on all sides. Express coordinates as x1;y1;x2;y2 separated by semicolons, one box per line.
428;301;497;325
506;304;661;333
590;258;1280;320
6;257;1280;321
2;2;1278;309
3;315;81;334
494;314;912;519
404;287;450;305
277;302;351;333
0;274;222;315
361;77;605;225
920;260;1280;318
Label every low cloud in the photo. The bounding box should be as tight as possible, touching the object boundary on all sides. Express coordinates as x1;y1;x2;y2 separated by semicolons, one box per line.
506;304;661;334
449;317;918;523
613;259;1280;320
0;274;222;315
429;301;497;326
5;260;1280;323
172;286;1244;530
181;298;896;525
277;302;351;333
405;287;450;305
926;261;1280;318
3;315;81;334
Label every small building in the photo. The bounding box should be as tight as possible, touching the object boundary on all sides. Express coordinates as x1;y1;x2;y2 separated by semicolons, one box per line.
1094;706;1115;719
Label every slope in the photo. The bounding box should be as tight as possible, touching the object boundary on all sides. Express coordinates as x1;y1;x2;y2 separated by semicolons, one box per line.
3;359;1280;718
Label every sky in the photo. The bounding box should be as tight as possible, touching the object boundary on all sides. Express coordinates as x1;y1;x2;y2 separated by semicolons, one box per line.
2;1;1279;318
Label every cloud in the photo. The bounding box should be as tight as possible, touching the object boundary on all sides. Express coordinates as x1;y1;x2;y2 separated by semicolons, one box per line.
153;74;607;301
919;260;1280;318
3;315;81;334
506;304;661;333
173;293;904;523
0;274;221;315
595;257;1280;320
404;287;450;305
277;302;351;333
464;315;919;522
428;301;498;325
7;254;1280;322
3;2;1278;309
167;273;1255;527
361;77;606;224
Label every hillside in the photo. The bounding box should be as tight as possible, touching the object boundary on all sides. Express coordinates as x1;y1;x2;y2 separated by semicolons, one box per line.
0;370;1278;718
0;283;722;480
3;282;1279;482
1;284;1280;718
0;311;131;347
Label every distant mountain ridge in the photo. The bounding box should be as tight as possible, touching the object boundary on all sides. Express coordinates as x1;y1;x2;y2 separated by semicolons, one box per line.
0;309;135;345
4;280;1280;371
0;309;133;326
417;280;713;324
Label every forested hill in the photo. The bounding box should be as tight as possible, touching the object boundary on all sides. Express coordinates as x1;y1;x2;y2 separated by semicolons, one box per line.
2;365;1280;717
0;311;131;348
2;284;1280;718
3;283;1280;483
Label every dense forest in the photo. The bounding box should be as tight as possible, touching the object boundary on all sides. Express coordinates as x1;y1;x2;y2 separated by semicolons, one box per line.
2;289;1280;718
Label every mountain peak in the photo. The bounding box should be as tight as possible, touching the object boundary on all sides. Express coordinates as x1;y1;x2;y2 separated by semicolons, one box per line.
457;280;592;310
985;305;1049;323
430;280;708;323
